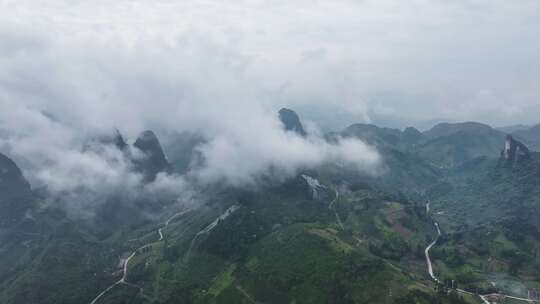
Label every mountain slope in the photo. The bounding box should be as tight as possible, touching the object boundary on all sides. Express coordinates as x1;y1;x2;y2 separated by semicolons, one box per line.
426;152;540;296
340;124;424;149
417;122;506;168
337;124;440;199
71;171;479;304
423;122;498;139
0;153;33;228
2;116;507;304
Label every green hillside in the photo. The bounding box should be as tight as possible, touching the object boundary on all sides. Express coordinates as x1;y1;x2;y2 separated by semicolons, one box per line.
2;118;535;304
427;153;540;297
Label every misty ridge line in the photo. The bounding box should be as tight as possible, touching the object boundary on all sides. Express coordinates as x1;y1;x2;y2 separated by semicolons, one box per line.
0;104;381;220
1;0;536;226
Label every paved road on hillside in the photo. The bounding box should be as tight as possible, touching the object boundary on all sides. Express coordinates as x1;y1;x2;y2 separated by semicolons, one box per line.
329;188;343;230
424;221;441;284
89;209;191;304
424;203;532;304
184;205;240;262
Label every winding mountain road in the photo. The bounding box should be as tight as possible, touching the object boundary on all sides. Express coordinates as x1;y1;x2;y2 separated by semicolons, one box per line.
424;203;532;304
89;209;191;304
424;221;441;284
329;188;343;230
301;175;342;231
184;205;240;262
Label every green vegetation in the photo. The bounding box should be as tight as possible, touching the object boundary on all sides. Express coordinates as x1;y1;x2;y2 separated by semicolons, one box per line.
2;121;539;303
425;153;540;297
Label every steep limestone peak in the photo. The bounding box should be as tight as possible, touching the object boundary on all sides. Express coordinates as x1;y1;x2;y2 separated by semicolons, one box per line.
502;134;530;165
133;130;170;181
0;153;31;199
278;108;307;137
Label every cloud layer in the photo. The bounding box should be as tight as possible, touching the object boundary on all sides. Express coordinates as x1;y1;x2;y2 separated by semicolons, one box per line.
2;0;540;127
1;0;539;204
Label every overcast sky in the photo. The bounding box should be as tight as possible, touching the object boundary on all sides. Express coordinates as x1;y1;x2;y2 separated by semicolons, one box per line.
1;0;540;129
0;0;540;196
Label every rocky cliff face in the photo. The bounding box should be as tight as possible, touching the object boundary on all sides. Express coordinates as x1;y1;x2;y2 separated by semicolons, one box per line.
0;153;31;200
278;108;307;137
502;134;530;165
133;130;171;181
83;129;171;182
301;174;325;200
0;153;33;228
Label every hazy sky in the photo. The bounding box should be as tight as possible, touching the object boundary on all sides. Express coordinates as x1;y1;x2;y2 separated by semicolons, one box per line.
1;0;539;129
0;1;539;199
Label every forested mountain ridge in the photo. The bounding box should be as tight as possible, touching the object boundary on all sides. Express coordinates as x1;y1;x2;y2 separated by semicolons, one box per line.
1;111;539;304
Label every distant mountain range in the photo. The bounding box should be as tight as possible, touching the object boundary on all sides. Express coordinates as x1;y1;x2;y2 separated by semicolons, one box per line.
295;104;453;132
496;124;531;133
1;108;540;304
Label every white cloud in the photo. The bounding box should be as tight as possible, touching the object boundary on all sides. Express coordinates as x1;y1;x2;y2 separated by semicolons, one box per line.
193;124;380;186
0;0;539;203
1;0;539;126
